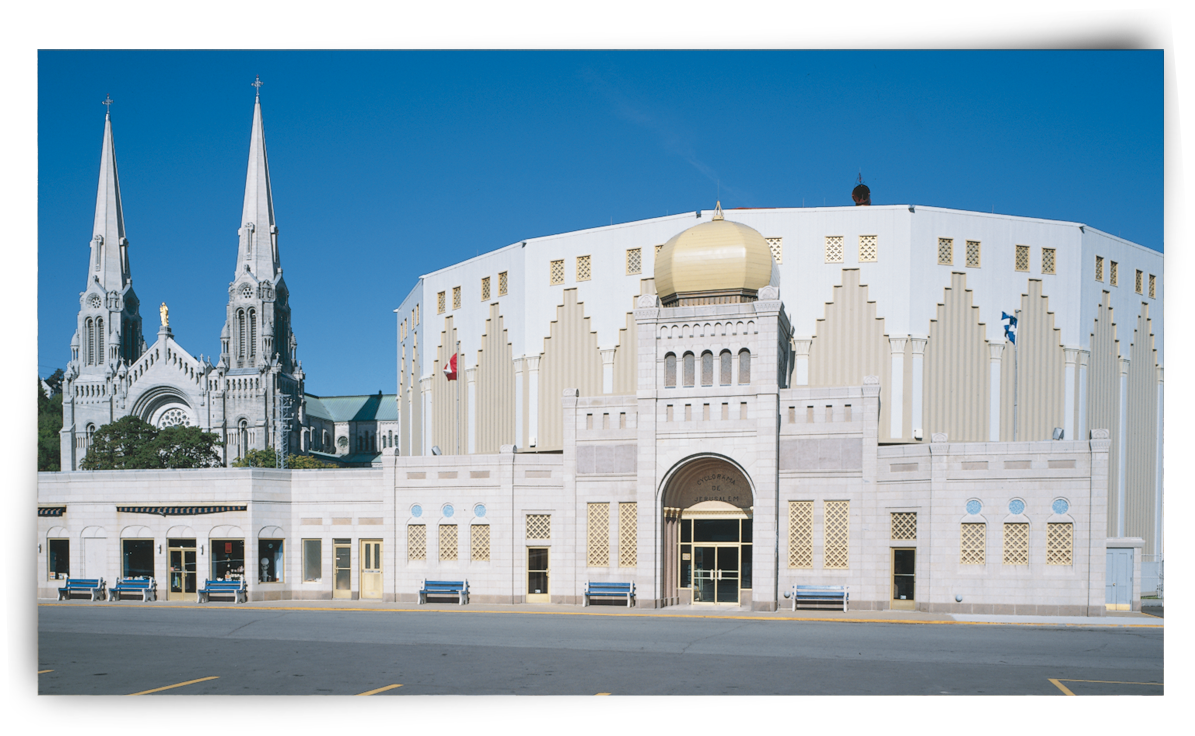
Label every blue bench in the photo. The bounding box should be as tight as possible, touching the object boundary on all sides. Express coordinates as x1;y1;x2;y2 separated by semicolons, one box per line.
110;576;157;602
197;579;247;604
584;581;635;607
785;585;849;611
418;580;469;605
58;577;106;601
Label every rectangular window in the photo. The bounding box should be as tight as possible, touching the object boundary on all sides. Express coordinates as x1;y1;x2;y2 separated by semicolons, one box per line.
1095;255;1104;281
767;237;783;264
788;501;813;568
452;286;461;310
439;524;458;562
966;240;981;268
1110;261;1118;286
415;304;419;325
498;271;508;296
550;259;564;285
665;353;676;388
577;255;591;282
481;276;490;301
1015;244;1030;272
859;234;877;263
302;539;322;582
48;538;69;580
1046;522;1073;565
626;248;642;275
527;513;551;540
436;291;445;314
1149;274;1156;298
259;539;283;583
891;512;917;540
211;539;245;580
1042;247;1056;275
701;352;713;386
619;502;638;567
824;500;850;569
960;523;986;565
408;524;427;561
938;237;953;265
587;502;610;567
825;235;844;263
471;525;490;561
1135;269;1143;294
1002;523;1029;565
122;539;154;578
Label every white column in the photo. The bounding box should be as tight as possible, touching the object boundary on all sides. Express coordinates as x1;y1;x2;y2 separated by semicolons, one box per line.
792;338;811;386
514;357;524;451
988;342;1004;442
466;367;477;455
1118;356;1130;537
888;337;907;439
1155;366;1164;556
600;347;616;394
420;376;433;456
1063;348;1079;441
910;336;926;437
526;354;541;448
1078;350;1089;441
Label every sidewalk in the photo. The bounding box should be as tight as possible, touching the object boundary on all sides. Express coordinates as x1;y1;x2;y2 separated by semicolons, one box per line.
42;597;1164;627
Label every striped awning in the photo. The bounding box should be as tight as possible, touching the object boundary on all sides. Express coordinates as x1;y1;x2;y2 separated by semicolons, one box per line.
38;507;66;517
116;505;247;516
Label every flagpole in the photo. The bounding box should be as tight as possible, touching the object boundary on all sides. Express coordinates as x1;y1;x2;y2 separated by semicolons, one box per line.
456;339;461;456
1013;308;1020;442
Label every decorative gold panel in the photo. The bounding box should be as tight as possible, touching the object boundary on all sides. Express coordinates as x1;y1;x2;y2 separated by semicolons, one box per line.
408;524;427;561
471;525;490;562
788;501;813;568
439;524;458;561
436;291;445;314
1003;523;1029;565
966;240;981;268
1046;522;1072;565
587;503;609;567
767;237;783;264
452;286;461;310
960;523;986;565
938;237;953;265
859;235;877;263
577;255;591;282
825;236;844;264
1015;245;1030;272
498;271;508;296
626;248;642;275
618;502;637;567
890;512;917;540
1042;247;1056;275
1095;256;1104;281
550;259;564;285
527;513;551;540
481;276;490;301
824;500;850;569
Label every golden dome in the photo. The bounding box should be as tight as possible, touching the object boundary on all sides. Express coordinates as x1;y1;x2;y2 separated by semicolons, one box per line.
654;203;773;306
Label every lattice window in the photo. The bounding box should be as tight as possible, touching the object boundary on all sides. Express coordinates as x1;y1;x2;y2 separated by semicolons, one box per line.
960;523;986;565
471;525;490;561
526;514;551;540
1042;248;1056;275
439;524;458;561
550;259;565;285
1003;523;1029;565
1110;261;1118;286
859;235;877;263
481;276;490;301
825;236;844;263
587;503;609;567
452;286;461;310
618;502;637;567
890;512;917;540
1046;523;1072;565
1135;270;1143;294
938;237;953;265
966;240;981;268
626;248;642;275
788;501;813;568
1015;245;1030;272
1095;256;1104;281
767;237;783;264
437;291;446;314
408;524;427;561
823;500;850;569
1149;274;1156;298
577;255;591;282
498;271;508;296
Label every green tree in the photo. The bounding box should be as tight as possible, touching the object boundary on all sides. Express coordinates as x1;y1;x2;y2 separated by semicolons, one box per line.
232;447;336;469
154;425;225;468
80;416;223;470
37;374;63;472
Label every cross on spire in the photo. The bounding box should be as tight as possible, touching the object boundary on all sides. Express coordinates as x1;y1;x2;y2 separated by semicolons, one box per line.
102;94;113;115
252;75;263;98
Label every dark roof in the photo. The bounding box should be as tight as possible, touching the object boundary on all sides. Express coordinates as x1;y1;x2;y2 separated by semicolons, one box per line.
306;393;397;422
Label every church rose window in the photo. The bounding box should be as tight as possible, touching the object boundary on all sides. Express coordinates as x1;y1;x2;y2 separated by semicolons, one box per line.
158;408;190;428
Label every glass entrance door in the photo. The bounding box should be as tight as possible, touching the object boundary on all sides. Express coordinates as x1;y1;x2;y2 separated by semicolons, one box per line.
527;547;549;603
333;539;352;599
167;539;196;601
892;548;915;610
692;546;739;604
360;540;382;600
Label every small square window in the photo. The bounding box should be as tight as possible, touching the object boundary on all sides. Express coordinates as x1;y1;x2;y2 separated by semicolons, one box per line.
1015;245;1030;272
1110;261;1118;286
938;238;953;265
825;236;844;263
302;539;321;582
767;237;783;264
481;276;490;301
626;248;642;275
577;255;591;282
436;291;445;314
498;271;508;296
452;286;461;310
550;259;564;285
1042;248;1056;274
1149;274;1156;298
1095;256;1104;281
858;235;877;263
1135;269;1143;294
966;240;981;268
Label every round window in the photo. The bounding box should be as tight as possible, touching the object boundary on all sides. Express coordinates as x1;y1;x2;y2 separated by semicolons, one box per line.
1052;499;1069;515
474;504;487;518
965;500;982;516
1008;499;1026;515
411;505;422;518
443;504;455;518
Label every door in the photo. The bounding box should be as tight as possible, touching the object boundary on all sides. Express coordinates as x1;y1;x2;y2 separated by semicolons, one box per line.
360;540;382;600
83;537;107;579
168;539;197;601
692;546;740;604
333;539;352;599
1106;548;1133;610
527;547;549;602
891;548;915;610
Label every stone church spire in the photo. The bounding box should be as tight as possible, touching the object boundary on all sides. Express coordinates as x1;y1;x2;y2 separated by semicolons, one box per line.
90;97;132;292
237;76;280;280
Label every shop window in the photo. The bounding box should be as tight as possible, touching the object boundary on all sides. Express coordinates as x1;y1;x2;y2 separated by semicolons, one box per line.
303;539;322;582
48;539;70;580
211;539;245;580
587;503;610;567
122;539;154;578
259;539;283;583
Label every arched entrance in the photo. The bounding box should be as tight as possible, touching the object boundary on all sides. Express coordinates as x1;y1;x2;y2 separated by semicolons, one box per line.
660;456;754;606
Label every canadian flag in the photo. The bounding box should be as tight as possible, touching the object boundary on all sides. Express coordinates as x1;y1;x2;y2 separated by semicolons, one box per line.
443;353;458;381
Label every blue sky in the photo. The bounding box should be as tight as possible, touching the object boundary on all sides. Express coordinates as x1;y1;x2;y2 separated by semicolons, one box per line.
37;50;1162;396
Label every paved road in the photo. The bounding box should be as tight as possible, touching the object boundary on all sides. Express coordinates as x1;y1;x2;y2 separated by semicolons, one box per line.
38;605;1163;695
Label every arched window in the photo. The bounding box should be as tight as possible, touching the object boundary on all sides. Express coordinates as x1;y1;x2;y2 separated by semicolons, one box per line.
96;318;104;363
239;419;248;458
248;308;257;362
323;430;329;449
665;353;677;388
237;310;246;362
701;351;714;387
738;349;751;385
85;319;94;365
683;352;695;388
720;350;732;385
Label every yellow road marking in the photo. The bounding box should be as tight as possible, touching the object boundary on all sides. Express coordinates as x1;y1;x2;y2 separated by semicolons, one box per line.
595;692;611;696
127;676;219;696
356;684;403;696
1140;609;1163;619
1049;679;1076;696
1057;678;1163;686
38;670;53;674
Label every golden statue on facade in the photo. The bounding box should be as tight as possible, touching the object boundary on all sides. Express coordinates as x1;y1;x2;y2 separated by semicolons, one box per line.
160;302;169;329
